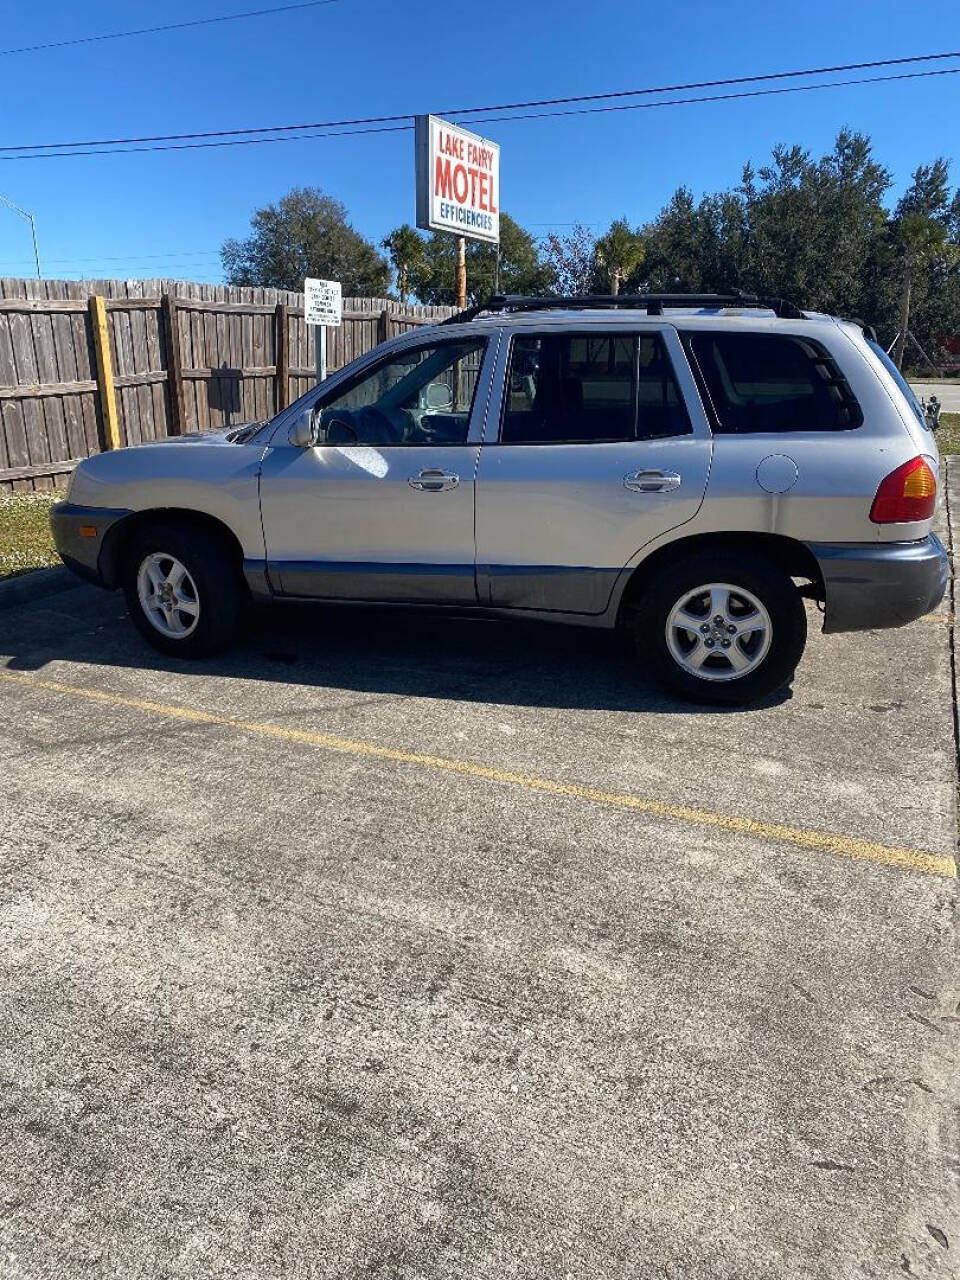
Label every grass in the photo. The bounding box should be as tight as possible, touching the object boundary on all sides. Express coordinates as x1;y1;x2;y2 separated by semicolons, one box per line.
0;491;61;581
936;412;960;456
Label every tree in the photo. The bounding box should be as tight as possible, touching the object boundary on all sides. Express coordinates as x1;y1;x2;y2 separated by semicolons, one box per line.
221;187;390;295
594;218;645;295
889;161;958;368
381;224;425;304
640;188;728;293
408;213;555;305
623;132;959;365
540;223;596;295
735;132;891;314
892;213;952;368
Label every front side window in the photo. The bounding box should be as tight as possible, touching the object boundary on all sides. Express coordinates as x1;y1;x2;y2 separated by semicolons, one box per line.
685;332;863;433
501;332;690;444
314;338;485;445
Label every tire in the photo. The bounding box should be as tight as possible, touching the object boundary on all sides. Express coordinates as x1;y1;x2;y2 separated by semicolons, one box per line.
632;550;807;706
122;521;243;658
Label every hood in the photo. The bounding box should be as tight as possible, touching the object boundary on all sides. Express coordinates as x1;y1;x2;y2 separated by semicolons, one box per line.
139;424;261;446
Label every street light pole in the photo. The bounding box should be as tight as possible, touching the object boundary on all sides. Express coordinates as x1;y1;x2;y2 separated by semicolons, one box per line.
0;193;42;279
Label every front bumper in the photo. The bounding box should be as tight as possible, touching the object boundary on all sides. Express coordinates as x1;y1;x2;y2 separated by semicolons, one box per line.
807;535;949;634
50;502;130;586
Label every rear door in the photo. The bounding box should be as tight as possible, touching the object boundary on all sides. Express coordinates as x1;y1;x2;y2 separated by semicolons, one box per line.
475;323;713;613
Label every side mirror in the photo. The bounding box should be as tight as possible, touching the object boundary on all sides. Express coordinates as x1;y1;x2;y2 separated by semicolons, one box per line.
288;406;318;448
424;381;454;411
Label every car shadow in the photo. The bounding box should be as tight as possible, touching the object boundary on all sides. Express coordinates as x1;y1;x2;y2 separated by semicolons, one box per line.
1;586;791;715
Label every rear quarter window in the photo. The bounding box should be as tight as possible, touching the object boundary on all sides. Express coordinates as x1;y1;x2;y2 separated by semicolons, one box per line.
866;339;929;430
684;331;863;433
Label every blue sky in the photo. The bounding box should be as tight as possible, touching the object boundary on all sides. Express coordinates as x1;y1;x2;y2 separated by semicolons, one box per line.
0;0;958;284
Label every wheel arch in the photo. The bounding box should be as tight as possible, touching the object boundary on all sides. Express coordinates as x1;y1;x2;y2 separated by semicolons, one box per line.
615;531;824;624
99;507;247;589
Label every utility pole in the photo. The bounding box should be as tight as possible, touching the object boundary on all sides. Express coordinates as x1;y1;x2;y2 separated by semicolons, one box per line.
456;236;467;310
0;193;41;279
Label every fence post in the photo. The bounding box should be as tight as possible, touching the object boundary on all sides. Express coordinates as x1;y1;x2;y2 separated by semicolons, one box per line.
377;309;389;344
88;294;121;451
275;302;289;412
161;293;186;436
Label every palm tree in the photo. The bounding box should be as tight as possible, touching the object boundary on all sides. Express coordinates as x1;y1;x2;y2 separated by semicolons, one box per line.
594;218;645;295
892;213;952;369
381;225;426;305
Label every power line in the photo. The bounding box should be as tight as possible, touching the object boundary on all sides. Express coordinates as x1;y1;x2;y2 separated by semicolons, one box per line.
1;47;958;153
3;65;959;161
470;66;960;126
0;0;341;57
2;123;412;160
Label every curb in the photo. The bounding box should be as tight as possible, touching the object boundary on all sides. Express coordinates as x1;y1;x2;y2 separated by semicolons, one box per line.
0;565;78;611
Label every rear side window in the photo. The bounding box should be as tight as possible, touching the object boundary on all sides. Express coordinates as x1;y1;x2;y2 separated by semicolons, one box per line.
867;339;928;430
685;332;862;433
501;332;691;444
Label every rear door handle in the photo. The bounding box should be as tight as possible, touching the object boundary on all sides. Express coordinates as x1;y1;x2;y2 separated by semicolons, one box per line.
624;469;682;493
409;468;460;492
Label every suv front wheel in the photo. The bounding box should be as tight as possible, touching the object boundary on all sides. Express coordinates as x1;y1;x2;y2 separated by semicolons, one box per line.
633;551;807;706
123;521;243;658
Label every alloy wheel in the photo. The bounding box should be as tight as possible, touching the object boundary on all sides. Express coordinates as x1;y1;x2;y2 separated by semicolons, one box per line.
136;552;201;639
665;582;772;682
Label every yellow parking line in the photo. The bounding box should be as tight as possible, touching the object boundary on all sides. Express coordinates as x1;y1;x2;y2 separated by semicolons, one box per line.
1;668;955;880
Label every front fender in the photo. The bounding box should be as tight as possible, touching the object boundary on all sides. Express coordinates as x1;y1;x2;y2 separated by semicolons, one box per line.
59;442;268;589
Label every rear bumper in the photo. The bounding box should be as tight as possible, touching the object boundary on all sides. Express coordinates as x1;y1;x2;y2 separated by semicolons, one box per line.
50;502;130;586
807;534;948;634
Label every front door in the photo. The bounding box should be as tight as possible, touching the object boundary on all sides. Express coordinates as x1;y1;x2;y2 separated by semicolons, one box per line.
475;325;713;613
260;332;494;603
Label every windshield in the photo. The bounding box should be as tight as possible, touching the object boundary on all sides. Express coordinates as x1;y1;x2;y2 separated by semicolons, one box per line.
867;339;928;429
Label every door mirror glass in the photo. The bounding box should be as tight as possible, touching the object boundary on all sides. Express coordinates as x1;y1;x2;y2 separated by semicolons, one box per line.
288;406;318;448
424;381;454;411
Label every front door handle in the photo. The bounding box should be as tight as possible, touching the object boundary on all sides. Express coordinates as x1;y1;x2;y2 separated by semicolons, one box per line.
624;469;682;493
409;468;460;492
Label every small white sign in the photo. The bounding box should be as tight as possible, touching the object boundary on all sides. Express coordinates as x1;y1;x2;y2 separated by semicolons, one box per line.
304;277;342;327
415;115;500;245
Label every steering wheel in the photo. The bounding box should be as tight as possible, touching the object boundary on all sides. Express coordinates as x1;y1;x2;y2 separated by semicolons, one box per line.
358;404;400;443
324;405;398;445
324;415;358;444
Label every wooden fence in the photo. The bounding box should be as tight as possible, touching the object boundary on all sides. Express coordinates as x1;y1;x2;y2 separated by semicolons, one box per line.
0;278;455;491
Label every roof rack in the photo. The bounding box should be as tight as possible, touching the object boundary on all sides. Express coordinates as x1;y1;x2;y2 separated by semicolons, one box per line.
442;291;806;325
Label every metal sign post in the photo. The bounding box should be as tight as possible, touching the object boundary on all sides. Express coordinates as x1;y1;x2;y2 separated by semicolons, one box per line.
303;277;342;385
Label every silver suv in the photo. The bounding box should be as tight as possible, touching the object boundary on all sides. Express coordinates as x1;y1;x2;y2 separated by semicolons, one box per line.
51;293;947;706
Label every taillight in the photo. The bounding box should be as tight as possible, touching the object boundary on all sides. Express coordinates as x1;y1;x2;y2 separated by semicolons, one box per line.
870;456;937;524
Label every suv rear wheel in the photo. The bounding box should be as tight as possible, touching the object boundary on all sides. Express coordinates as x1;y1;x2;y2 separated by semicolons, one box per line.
633;551;807;705
123;522;243;658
